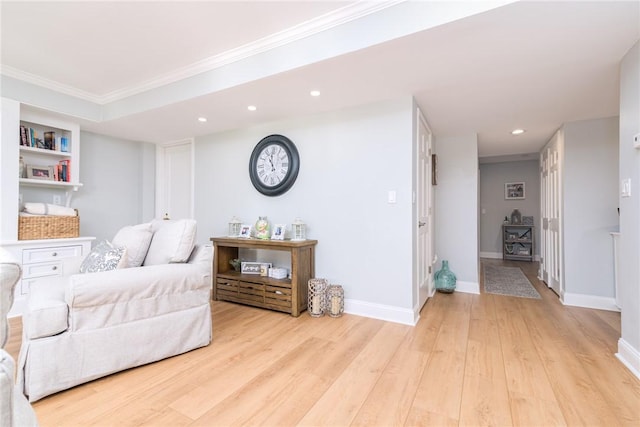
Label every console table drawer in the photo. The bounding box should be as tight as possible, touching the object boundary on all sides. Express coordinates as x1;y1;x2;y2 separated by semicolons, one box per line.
265;285;292;309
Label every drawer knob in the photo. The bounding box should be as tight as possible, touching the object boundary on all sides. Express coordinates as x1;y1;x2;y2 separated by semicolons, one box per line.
52;252;58;257
52;266;57;271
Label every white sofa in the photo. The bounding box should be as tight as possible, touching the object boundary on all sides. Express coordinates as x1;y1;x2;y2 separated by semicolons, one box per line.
1;247;39;426
17;219;213;402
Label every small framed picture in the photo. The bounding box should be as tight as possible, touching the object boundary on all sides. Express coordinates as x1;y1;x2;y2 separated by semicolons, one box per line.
26;165;54;181
271;224;286;240
505;182;525;200
239;224;252;238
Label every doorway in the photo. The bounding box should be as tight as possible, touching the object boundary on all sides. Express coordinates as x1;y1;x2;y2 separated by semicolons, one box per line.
156;139;194;220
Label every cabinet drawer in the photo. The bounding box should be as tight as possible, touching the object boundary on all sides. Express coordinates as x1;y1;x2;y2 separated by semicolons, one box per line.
23;245;83;264
22;261;63;279
238;281;265;303
265;285;292;308
216;279;239;299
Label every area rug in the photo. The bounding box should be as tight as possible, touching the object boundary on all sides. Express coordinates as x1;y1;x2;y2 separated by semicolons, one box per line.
483;265;541;299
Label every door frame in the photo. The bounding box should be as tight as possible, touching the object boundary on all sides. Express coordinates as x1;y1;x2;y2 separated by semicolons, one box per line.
415;108;435;314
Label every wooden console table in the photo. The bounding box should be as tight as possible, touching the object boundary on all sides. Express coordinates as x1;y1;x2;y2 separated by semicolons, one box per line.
210;237;317;317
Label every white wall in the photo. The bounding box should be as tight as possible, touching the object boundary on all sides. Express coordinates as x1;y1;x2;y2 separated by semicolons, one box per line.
479;160;540;258
562;117;619;300
73;131;156;242
617;41;640;378
194;98;416;322
434;134;479;292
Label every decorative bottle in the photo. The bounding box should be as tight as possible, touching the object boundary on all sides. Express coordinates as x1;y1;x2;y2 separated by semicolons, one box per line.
19;156;25;178
254;216;270;240
435;260;456;293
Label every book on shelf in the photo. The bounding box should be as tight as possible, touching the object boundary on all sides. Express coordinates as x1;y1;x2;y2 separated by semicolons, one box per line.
60;137;69;152
20;125;29;146
44;131;55;150
57;159;70;182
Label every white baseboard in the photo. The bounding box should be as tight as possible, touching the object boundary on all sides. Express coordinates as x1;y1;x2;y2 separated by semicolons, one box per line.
344;299;417;326
454;280;480;294
479;252;502;259
617;338;640;380
562;292;620;312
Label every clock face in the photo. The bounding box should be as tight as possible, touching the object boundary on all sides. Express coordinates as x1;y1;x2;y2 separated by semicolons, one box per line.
249;135;299;196
256;144;290;187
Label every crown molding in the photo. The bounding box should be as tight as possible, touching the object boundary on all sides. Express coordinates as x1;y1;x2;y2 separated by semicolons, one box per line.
2;0;405;106
0;64;104;104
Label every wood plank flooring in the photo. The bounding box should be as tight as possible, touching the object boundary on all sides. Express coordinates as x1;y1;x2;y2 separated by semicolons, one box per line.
5;259;640;426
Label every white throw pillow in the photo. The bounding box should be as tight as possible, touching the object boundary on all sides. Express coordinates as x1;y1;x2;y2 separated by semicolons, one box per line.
112;222;153;268
80;240;128;273
143;219;197;266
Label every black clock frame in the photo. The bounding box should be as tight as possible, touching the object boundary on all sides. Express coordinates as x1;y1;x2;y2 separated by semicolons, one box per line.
249;134;300;196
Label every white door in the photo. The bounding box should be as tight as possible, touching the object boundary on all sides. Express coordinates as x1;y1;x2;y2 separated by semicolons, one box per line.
540;132;562;295
156;139;194;220
417;111;434;309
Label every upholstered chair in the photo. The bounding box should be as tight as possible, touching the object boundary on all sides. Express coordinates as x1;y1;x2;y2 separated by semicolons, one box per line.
0;247;39;426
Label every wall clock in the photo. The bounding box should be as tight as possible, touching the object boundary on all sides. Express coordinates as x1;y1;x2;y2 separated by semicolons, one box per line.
249;134;300;196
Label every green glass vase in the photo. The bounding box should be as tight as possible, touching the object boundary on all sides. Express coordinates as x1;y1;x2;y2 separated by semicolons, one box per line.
435;260;456;293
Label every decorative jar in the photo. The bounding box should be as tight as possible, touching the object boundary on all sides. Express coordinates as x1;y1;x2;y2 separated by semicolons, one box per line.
228;216;242;237
291;218;306;241
510;209;522;225
326;284;344;317
308;278;328;317
435;260;456;293
254;216;270;239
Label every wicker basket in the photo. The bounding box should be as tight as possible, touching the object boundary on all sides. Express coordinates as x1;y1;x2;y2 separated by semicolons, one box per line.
18;211;79;240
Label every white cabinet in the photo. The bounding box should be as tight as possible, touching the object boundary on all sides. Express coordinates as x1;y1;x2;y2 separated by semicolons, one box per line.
4;237;94;316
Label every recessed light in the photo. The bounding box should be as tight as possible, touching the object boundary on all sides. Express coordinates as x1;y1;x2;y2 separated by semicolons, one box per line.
248;105;257;111
197;117;207;123
310;90;320;97
511;129;525;135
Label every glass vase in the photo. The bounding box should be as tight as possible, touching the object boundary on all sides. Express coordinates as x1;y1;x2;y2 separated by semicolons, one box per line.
435;260;456;293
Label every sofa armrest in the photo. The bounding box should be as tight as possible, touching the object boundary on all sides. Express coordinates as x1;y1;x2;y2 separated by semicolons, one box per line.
65;263;211;332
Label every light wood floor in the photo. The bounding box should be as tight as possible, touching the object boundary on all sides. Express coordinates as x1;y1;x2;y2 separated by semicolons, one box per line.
6;259;640;426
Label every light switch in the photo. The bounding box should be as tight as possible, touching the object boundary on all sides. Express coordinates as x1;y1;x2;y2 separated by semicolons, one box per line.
621;178;631;198
634;133;640;149
388;190;397;204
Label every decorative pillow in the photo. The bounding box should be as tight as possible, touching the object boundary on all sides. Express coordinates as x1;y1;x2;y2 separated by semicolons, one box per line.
80;240;128;273
112;222;153;268
143;219;197;266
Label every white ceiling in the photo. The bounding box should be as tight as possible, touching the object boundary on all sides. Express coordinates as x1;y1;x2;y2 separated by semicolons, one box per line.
1;1;638;158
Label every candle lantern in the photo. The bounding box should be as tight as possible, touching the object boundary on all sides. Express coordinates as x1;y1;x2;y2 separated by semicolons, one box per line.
308;278;328;317
326;284;344;317
228;216;242;237
291;217;306;241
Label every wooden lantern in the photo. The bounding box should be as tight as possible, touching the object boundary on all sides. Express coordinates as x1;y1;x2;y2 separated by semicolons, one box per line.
308;278;327;317
291;217;306;241
326;284;344;317
228;216;242;237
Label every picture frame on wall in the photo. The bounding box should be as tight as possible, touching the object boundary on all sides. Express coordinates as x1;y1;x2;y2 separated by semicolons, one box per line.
431;154;438;185
505;182;525;200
